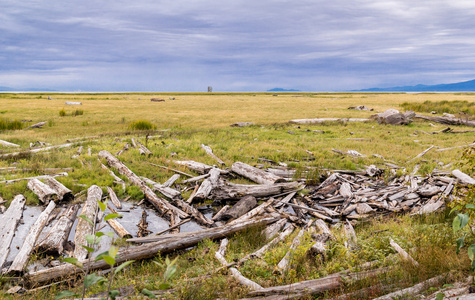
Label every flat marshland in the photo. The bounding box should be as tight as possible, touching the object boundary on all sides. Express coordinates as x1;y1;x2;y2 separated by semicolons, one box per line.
0;92;475;299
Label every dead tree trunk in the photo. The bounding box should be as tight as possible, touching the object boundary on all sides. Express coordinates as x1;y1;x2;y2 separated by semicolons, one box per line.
73;185;101;261
46;177;73;202
36;204;80;256
8;201;56;274
194;168;221;201
27;178;58;203
0;195;26;270
231;162;286;185
26;217;279;285
222;195;257;221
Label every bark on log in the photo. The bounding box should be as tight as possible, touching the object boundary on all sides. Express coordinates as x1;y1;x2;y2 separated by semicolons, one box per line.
415;114;475;127
46;177;73;202
231;162;286;185
8;201;56;274
0;139;20;147
222;195;257;221
211;181;301;201
106;218;132;239
98;150;187;220
73;185;101;261
27;178;58;203
452;169;475;185
201;144;225;165
36;204;79;255
26;217;279;285
0;195;26;270
106;187;122;209
194;168;221;201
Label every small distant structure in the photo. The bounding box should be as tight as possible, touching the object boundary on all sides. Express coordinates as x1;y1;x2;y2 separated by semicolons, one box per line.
208;86;213;93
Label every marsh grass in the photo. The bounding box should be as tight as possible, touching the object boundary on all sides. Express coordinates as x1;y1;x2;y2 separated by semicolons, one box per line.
401;100;475;118
0;118;23;131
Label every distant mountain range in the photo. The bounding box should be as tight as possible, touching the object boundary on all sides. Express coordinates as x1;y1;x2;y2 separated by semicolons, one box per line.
0;86;55;92
267;88;300;92
359;79;475;92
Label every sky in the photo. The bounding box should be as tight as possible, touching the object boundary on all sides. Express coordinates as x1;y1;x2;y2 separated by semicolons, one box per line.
1;0;475;92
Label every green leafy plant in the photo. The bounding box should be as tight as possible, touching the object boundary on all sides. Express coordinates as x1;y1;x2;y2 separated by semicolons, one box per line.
153;256;179;290
56;199;134;300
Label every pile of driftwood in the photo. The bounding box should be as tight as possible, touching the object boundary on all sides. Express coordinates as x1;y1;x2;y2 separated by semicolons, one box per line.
0;143;474;298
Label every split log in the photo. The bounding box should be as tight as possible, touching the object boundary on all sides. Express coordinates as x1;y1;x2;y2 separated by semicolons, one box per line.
106;218;132;239
26;217;279;285
0;195;26;270
231;162;286;185
0;141;85;159
27;178;58;203
141;177;182;200
212;205;230;221
46;177;73;202
105;187;121;209
73;185;101;261
172;160;213;174
215;239;263;291
290;118;370;124
228;198;275;225
162;174;180;188
211;181;301;201
222;195;257;221
415;114;475;127
201;144;225;165
8;201;56;274
36;205;80;255
452;169;475;185
389;238;419;266
0;139;20;147
194;168;221;201
98;150;187;220
407;145;435;163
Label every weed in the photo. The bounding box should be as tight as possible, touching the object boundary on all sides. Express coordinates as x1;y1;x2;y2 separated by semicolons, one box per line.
129;120;155;131
59;109;66;117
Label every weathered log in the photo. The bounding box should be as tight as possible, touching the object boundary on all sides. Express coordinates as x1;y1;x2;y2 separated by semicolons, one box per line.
263;218;287;240
26;217;279;285
98;150;187;220
65;101;82;105
115;143;130;156
27;121;47;129
100;162;126;191
46;177;73;202
308;219;333;259
162;174;180;188
215;238;263;290
36;205;79;255
0;172;69;185
136;140;152;156
212;205;230;221
211;181;301;201
0;139;20;147
106;218;132;239
231;162;286;185
285;202;333;222
0;141;85;159
452;169;475;185
171;198;214;227
146;162;194;177
8;201;56;274
373;274;446;300
274;226;306;274
0;167;73;173
274;192;296;208
172;160;213;174
194;168;221;201
389;238;419;266
27;178;58;203
186;184;199;204
436;142;475;152
222;195;257;221
106;187;122;209
73;185;101;261
415;114;475;127
0;195;26;270
201;144;225;165
344;220;357;249
290;118;370;124
140;177;182;200
182;174;210;184
228;198;275;225
247;224;295;261
230;122;255;127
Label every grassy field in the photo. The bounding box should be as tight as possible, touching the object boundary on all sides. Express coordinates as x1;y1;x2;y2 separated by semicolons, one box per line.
0;92;475;299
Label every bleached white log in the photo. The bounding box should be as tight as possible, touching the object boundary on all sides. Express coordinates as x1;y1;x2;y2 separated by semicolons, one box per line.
0;195;26;270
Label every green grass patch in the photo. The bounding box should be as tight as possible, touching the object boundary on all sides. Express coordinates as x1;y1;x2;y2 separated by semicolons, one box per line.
129;120;155;130
400;100;475;118
0;118;23;131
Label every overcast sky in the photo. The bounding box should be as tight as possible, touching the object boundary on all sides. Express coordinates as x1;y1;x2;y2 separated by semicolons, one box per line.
2;0;475;92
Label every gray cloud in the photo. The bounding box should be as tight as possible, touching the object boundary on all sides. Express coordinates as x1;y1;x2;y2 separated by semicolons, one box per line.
1;0;475;91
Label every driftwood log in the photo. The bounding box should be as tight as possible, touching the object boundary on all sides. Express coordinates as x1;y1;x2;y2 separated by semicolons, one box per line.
27;178;58;203
0;139;20;147
107;187;122;209
223;195;257;221
162;174;180;188
194;168;221;201
140;177;182;200
26;216;279;285
73;185;101;261
0;195;26;270
173;160;213;174
0;141;85;159
231;162;286;185
106;218;132;239
8;201;56;274
46;177;73;202
211;181;300;201
36;204;80;256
